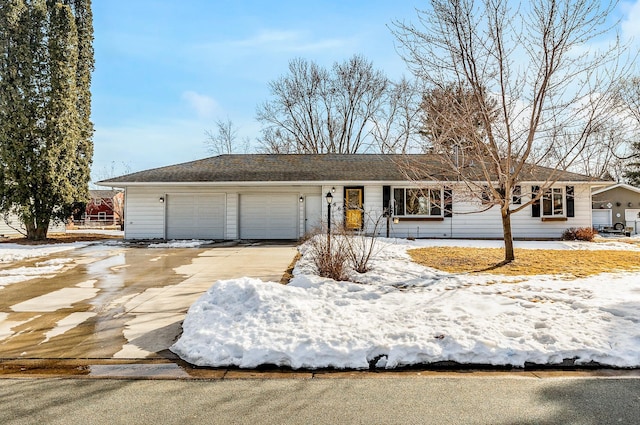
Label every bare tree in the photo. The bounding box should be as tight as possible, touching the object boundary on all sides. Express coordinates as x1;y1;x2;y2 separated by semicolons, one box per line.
92;161;131;189
371;77;422;153
616;76;640;185
257;55;418;154
551;124;628;181
393;0;632;262
204;118;250;155
616;76;640;125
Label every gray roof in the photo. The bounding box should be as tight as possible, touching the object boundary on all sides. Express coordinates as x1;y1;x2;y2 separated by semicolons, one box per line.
99;154;604;185
89;189;122;198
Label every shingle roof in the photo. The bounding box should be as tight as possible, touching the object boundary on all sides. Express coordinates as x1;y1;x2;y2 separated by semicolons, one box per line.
89;189;122;198
99;154;603;185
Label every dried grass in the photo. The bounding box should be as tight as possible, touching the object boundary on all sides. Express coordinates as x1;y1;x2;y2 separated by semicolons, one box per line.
408;247;640;277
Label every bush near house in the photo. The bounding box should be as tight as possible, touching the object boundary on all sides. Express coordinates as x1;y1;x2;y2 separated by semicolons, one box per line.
561;227;597;241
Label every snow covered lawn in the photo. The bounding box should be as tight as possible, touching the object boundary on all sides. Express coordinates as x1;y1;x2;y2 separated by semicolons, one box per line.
171;238;640;370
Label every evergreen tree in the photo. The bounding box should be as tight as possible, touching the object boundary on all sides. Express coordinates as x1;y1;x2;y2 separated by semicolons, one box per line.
624;142;640;187
0;0;94;240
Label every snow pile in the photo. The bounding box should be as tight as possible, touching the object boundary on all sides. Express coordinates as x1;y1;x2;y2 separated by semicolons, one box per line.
171;239;640;370
148;239;213;248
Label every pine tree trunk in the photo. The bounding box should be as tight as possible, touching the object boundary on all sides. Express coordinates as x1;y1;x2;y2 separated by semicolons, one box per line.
501;208;515;263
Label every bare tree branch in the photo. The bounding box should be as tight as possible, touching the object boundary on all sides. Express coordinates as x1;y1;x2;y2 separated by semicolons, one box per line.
392;0;634;262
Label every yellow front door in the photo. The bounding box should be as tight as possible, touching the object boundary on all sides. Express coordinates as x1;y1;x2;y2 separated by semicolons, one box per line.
345;188;363;230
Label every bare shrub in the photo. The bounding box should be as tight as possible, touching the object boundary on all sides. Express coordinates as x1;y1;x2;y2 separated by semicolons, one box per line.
308;234;349;281
575;227;597;241
561;227;596;241
340;213;385;273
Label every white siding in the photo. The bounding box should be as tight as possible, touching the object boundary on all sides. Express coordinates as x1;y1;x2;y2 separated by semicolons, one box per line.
226;193;238;240
322;185;344;228
121;182;593;240
124;187;166;239
363;185;384;234
509;184;592;238
383;183;593;239
0;215;65;236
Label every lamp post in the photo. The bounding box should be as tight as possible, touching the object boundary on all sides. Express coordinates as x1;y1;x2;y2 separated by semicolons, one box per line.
326;191;333;252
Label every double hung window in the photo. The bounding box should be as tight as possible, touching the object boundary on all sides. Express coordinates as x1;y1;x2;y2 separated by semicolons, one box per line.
542;187;564;217
393;188;443;217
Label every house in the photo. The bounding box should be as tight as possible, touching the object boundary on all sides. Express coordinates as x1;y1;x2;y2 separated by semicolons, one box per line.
98;154;605;241
0;213;66;237
75;190;124;226
592;183;640;235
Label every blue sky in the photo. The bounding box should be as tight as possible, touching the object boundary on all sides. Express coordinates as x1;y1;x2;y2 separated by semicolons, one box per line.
91;0;640;181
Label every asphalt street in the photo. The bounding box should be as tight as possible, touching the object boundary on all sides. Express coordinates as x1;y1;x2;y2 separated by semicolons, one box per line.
1;375;640;425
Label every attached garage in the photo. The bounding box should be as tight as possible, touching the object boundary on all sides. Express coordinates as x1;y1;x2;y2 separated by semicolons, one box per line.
166;193;225;239
592;209;612;230
240;193;299;239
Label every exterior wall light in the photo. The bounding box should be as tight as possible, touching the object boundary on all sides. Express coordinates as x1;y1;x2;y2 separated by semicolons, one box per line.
299;196;304;203
159;197;165;203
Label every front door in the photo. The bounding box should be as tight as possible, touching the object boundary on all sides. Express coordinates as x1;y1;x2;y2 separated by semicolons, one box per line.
345;187;363;230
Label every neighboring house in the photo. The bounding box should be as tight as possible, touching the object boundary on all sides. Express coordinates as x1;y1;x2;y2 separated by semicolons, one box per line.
78;190;124;226
0;213;66;237
99;154;606;241
592;183;640;235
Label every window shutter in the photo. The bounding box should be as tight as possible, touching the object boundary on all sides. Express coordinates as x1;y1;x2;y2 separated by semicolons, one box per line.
444;187;453;217
382;186;391;217
531;186;540;217
481;185;490;204
566;186;575;217
512;185;521;205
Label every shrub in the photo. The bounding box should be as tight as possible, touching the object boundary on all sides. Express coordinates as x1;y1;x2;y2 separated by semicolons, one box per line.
561;227;596;241
308;234;349;281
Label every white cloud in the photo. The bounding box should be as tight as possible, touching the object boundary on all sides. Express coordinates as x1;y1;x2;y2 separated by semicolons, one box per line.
621;0;640;40
181;91;220;119
203;29;352;55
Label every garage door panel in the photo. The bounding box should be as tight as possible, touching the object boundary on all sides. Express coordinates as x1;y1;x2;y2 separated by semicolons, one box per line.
167;194;225;239
240;194;298;239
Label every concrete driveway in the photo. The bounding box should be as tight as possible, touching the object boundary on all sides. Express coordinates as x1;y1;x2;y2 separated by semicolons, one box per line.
0;242;297;361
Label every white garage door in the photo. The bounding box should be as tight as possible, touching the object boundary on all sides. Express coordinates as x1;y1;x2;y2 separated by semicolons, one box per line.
592;209;612;229
167;194;225;239
240;193;298;239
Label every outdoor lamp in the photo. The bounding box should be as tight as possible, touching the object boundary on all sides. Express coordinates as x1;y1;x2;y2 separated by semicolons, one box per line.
159;197;165;203
326;191;333;204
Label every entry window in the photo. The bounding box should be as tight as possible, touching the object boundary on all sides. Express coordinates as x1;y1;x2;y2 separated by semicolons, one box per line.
393;188;443;217
542;188;564;217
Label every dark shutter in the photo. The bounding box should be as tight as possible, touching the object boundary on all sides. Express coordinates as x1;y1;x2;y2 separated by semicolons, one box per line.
512;185;521;205
382;186;391;217
531;186;540;217
444;187;453;217
566;186;575;218
481;185;490;204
